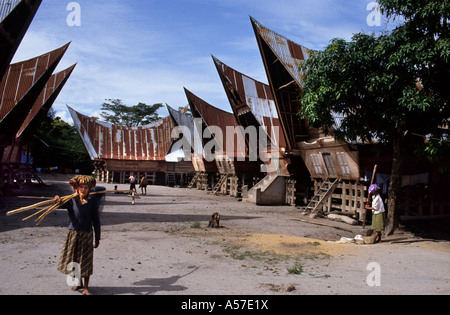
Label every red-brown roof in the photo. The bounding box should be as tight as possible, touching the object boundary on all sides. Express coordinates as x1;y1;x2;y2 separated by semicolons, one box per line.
68;106;174;161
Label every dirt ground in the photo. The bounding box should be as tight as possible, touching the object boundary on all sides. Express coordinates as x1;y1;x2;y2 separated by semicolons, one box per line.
1;174;449;295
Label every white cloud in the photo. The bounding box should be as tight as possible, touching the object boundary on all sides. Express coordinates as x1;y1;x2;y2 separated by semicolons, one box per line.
13;0;394;125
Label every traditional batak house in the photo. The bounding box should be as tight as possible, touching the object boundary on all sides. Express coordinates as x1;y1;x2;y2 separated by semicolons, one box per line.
212;56;296;205
251;17;374;218
184;87;262;196
68;106;194;187
251;17;450;220
0;43;71;189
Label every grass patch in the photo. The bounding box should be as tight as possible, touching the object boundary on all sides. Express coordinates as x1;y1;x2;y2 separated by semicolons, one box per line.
190;221;202;229
223;245;289;264
287;261;304;275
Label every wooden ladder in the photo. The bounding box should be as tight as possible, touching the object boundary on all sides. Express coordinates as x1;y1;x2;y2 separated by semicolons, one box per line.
210;174;228;195
305;178;341;218
29;166;44;185
187;172;200;189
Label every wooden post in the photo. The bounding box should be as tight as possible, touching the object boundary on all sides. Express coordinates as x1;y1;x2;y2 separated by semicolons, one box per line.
363;165;378;228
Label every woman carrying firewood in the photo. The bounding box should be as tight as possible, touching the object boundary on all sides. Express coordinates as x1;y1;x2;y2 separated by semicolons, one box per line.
365;184;386;243
54;175;103;295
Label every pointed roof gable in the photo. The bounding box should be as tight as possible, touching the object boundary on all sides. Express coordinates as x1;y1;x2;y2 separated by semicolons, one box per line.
0;0;42;80
250;17;312;88
16;64;77;142
212;55;287;152
184;87;246;159
251;17;313;151
0;42;70;141
167;104;195;147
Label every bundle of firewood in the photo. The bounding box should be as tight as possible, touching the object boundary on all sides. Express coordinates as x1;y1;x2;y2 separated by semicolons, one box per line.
7;190;130;225
7;193;77;225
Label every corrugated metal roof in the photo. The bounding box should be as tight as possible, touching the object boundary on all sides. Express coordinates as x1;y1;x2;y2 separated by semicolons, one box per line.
251;17;315;152
166;105;195;149
167;103;219;172
212;55;287;152
251;17;312;88
0;0;21;22
167;104;195;146
16;64;76;141
0;43;69;142
68;106;174;162
0;42;70;122
184;87;247;159
0;0;42;80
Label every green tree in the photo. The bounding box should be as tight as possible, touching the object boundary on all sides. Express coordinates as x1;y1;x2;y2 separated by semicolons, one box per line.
299;0;449;234
379;0;450;170
100;99;163;127
33;110;93;173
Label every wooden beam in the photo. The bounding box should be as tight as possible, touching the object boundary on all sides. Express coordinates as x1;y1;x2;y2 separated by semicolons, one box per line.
278;80;296;90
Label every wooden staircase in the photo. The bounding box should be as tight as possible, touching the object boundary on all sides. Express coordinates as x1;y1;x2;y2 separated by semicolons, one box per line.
187;172;200;189
29;167;44;185
304;178;341;218
210;174;228;195
3;163;44;187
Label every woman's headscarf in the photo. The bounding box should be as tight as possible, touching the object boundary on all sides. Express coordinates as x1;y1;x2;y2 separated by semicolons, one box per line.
368;184;380;194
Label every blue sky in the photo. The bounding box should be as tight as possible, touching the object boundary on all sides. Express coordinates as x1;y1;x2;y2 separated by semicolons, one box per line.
12;0;394;124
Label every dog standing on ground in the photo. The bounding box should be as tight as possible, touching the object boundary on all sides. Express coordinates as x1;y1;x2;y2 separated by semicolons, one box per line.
208;212;221;228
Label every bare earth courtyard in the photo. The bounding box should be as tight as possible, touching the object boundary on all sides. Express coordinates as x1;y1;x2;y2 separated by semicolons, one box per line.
1;174;449;295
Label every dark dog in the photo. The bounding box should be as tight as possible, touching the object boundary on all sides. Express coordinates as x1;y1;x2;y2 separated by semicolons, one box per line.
207;212;221;228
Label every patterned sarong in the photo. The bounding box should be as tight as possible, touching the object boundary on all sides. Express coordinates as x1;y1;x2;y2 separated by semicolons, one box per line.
57;229;94;277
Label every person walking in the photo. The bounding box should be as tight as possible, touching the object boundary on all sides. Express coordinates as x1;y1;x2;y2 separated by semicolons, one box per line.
129;172;137;192
54;175;103;295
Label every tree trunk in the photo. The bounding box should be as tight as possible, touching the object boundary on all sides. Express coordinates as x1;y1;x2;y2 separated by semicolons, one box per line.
386;131;403;235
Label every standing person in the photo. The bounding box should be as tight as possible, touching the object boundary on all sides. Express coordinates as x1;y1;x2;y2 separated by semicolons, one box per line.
365;184;386;243
129;172;136;192
54;175;102;295
139;176;148;195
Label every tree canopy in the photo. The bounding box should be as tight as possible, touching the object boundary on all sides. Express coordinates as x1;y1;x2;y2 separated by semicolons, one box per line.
100;99;163;127
299;0;449;234
32;109;93;174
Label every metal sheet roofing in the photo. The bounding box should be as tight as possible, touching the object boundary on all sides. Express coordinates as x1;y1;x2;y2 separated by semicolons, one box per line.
167;104;194;145
184;87;247;159
0;43;69;142
68;106;174;162
16;64;76;141
0;42;69;122
251;17;312;88
212;55;287;152
0;0;21;22
0;0;42;80
166;103;199;153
